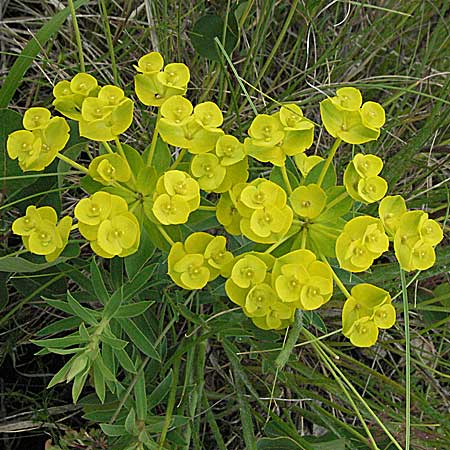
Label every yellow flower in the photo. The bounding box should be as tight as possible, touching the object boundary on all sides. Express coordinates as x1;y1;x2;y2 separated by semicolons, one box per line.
336;216;389;272
7;112;70;172
294;153;323;177
378;195;407;237
134;52;190;107
12;206;72;262
88;154;131;185
290;184;327;219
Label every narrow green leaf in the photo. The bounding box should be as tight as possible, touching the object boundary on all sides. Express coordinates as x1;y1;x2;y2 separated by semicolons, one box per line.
100;424;127;436
37;316;82;336
115;348;137;374
99;333;128;350
0;0;89;107
0;255;68;273
125;407;138;435
134;370;147;421
147;369;173;410
72;370;88;403
119;319;160;361
67;291;98;326
32;333;87;348
114;301;153;319
93;360;106;404
90;258;110;305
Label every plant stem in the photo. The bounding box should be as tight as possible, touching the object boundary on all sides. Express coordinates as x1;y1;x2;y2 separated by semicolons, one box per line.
98;0;119;85
280;164;293;195
400;268;411;450
264;231;296;254
147;109;162;166
275;310;303;371
170;148;186;170
198;205;216;211
157;225;175;246
68;0;85;72
102;142;114;154
319;253;351;298
317;138;341;187
300;227;307;249
57;153;88;174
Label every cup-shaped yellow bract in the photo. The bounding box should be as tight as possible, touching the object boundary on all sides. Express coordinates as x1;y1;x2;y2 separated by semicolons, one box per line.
294;153;323;177
330;87;362;111
79;85;134;142
12;205;72;262
231;254;267;289
344;154;387;203
53;73;99;120
378;195;407;237
320;88;384;144
336;216;389;272
135;52;164;74
191;153;226;192
7;111;70;171
93;213;140;258
244;109;314;166
290;184;327;219
272;249;333;310
152;170;200;225
89;154;131;185
159;96;224;154
216;192;242;235
23;107;51;130
216;135;245;166
393;210;443;272
342;283;395;347
75;191;140;258
134;52;190;106
361;101;386;129
168;232;232;289
237;179;293;243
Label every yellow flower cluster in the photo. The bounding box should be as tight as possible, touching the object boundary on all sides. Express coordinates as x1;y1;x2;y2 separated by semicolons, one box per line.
244;104;314;166
217;179;293;243
54;73;133;141
379;196;443;271
168;232;233;289
344;153;388;203
12;206;72;262
320;87;385;144
342;284;396;347
75;192;140;258
7;107;70;171
7;50;444;351
336;216;389;272
225;250;333;330
158;95;224;154
152;170;200;225
134;52;190;106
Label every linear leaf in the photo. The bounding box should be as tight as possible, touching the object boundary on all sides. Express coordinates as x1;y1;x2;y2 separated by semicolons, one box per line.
67;292;98;326
114;301;153;319
118;319;160;361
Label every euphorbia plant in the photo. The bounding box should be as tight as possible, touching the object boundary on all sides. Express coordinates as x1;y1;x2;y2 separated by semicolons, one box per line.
6;51;444;405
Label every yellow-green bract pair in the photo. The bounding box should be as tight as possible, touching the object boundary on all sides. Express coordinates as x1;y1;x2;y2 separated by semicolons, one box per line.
224;250;333;330
342;284;396;347
75;192;140;258
379;196;443;271
12;206;72;262
53;73;133;142
7;107;70;171
320;87;385;144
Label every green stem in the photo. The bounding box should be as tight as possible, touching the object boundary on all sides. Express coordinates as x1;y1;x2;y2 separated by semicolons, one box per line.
158;225;175;246
114;138;125;159
264;231;296;254
147;109;162;166
98;0;119;85
300;228;307;249
170;148;186;170
400;268;411;450
56;153;88;174
275;310;303;370
68;0;85;72
280;164;293;195
317;138;341;187
158;358;180;449
102;142;114;154
198;205;216;211
319;253;351;298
